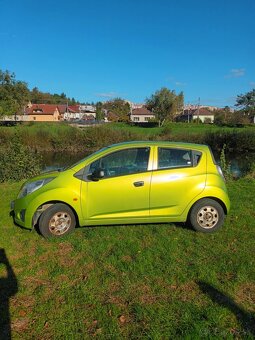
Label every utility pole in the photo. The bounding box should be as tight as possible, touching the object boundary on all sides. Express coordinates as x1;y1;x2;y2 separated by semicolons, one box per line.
197;97;200;124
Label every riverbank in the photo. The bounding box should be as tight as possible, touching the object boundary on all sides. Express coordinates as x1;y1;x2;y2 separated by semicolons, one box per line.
1;122;254;179
1;178;254;338
0;121;254;153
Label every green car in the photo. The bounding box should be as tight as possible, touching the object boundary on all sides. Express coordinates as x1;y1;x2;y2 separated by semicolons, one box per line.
11;141;230;238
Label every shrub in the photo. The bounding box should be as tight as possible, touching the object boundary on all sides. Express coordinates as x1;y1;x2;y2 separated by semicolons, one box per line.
204;130;255;154
245;163;255;179
0;134;42;182
219;144;232;181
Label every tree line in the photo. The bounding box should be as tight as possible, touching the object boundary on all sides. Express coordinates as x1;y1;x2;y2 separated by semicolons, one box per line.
0;69;254;126
0;70;79;116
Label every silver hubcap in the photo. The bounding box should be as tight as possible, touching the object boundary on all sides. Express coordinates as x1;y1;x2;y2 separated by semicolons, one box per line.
197;205;219;229
49;211;72;235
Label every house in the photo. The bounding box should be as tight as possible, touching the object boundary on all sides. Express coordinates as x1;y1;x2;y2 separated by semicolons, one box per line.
177;108;215;123
65;105;81;120
62;105;96;121
23;104;61;121
192;108;215;123
130;107;155;123
80;105;96;120
57;104;69;119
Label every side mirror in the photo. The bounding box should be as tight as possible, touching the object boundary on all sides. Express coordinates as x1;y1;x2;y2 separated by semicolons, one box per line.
91;169;105;181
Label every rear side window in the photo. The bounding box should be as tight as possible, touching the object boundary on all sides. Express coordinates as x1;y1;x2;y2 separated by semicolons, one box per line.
158;148;202;169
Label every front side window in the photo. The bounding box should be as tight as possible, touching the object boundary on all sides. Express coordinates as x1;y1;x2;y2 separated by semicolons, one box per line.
89;147;150;178
158;148;193;169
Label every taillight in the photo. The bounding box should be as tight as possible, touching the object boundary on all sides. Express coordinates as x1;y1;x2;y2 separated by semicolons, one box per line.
217;165;225;180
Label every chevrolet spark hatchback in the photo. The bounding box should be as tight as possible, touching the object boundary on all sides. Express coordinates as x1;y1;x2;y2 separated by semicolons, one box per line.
11;141;230;238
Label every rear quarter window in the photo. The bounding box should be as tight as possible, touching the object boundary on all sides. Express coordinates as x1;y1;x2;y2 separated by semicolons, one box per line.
158;148;202;169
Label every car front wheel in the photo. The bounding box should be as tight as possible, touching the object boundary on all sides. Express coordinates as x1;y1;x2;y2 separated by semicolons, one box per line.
38;203;76;238
188;198;225;233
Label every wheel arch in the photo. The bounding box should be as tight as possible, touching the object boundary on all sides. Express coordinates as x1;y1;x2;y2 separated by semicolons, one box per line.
32;200;80;228
188;196;228;219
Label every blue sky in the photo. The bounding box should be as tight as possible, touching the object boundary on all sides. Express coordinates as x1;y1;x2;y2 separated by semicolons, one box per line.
1;0;254;107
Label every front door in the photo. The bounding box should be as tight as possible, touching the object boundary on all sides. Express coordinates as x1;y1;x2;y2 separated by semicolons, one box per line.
82;147;152;221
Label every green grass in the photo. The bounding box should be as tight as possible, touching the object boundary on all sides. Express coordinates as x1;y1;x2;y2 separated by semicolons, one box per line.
0;122;254;158
0;179;255;338
108;121;255;136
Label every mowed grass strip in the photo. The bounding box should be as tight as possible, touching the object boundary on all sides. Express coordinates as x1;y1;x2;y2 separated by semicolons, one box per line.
0;179;254;339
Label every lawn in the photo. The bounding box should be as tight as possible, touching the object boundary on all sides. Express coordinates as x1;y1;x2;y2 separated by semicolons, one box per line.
0;179;255;339
106;122;255;137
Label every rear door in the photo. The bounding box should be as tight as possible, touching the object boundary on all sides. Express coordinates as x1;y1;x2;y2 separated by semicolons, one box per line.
150;147;206;217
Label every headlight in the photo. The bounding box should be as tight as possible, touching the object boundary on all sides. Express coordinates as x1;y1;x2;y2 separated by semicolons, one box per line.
18;177;55;198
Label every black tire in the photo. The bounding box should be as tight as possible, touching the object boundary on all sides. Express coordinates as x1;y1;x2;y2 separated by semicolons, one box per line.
188;198;225;233
38;203;76;238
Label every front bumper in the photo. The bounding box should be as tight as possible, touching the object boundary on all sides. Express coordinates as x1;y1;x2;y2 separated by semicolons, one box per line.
11;199;32;229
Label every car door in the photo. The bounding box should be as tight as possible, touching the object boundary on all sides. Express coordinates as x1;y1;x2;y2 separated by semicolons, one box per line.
150;147;206;217
82;147;152;222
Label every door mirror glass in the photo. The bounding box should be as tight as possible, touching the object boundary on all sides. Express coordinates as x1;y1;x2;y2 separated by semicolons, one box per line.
91;169;105;181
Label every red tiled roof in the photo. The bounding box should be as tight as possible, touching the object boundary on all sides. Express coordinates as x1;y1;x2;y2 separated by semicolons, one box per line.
25;104;60;115
68;105;80;113
131;108;154;116
192;108;214;116
57;105;68;114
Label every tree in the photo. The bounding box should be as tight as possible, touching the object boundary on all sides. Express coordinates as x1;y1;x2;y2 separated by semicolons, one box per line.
95;102;105;121
30;88;79;105
146;87;184;126
235;89;255;122
103;98;130;122
214;107;232;125
214;106;250;126
0;70;30;117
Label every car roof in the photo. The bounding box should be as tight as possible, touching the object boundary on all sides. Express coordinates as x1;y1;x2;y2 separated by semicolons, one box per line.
108;141;209;151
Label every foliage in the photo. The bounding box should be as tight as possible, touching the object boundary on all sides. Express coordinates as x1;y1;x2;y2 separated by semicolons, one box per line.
204;117;212;124
204;130;255;155
192;118;202;124
214;106;250;127
95;101;105;121
103;98;130;122
245;163;255;179
0;70;30;117
235;88;255;119
219;144;232;181
146;87;184;126
0;69;80;118
30;87;78;105
0;133;41;182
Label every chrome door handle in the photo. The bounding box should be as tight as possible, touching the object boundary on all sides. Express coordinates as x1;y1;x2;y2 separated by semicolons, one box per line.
133;181;144;187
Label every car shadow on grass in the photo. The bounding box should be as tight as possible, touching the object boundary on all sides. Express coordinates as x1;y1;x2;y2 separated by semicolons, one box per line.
197;281;255;337
78;222;192;232
0;248;18;340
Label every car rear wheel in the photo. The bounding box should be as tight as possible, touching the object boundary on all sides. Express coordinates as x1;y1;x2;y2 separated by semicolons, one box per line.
188;198;225;233
38;203;76;238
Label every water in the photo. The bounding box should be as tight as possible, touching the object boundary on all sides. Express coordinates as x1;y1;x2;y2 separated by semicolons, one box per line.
41;151;89;172
41;151;254;177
